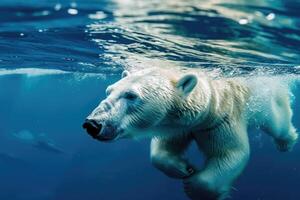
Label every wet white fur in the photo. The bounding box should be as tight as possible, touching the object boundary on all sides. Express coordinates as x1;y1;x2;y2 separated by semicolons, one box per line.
149;68;298;200
89;67;298;200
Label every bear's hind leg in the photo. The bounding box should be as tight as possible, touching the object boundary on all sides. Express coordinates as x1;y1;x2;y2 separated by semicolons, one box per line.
274;126;298;152
185;122;250;200
150;135;194;179
261;92;298;152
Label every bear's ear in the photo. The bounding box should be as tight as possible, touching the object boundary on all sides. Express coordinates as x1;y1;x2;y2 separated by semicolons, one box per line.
121;70;130;78
176;74;198;96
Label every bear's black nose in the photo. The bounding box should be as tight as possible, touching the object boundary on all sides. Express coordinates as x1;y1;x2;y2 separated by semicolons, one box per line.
82;119;102;138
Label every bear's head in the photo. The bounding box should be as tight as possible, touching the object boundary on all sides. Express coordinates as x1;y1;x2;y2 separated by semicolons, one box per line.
83;68;198;141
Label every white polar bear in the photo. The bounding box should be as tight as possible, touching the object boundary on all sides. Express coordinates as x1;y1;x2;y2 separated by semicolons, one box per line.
83;67;298;200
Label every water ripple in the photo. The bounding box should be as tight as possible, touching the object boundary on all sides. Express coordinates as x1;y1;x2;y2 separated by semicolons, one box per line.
0;0;299;76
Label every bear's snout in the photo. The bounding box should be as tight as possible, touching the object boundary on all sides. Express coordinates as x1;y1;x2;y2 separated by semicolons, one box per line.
83;119;118;141
82;119;102;139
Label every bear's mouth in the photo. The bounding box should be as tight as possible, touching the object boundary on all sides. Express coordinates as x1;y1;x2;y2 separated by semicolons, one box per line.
82;119;118;142
96;124;118;142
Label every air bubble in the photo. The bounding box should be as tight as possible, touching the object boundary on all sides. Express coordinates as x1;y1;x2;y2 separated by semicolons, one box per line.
54;4;62;11
238;18;248;25
68;8;78;15
266;13;275;21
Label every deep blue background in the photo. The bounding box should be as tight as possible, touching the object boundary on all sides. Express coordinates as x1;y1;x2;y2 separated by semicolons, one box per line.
1;0;300;199
0;74;299;200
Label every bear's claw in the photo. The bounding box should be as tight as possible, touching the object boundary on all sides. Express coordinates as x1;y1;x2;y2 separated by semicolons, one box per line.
275;132;298;152
183;175;228;200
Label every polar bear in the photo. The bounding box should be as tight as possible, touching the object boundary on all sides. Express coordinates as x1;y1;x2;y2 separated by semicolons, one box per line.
82;67;298;200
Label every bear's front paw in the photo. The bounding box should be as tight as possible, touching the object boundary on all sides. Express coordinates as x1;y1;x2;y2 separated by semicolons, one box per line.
151;154;195;179
183;174;229;200
275;132;298;152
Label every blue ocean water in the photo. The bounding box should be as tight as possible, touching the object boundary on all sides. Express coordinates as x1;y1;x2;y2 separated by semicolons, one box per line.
0;0;300;199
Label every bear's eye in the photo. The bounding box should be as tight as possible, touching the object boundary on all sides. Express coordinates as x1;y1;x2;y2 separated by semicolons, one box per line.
123;91;138;101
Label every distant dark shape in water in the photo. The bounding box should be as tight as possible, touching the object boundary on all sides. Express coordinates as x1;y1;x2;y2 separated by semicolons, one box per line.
12;130;64;155
32;140;65;154
12;130;35;142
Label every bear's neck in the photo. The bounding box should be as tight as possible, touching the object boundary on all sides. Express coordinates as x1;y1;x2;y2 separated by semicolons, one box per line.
171;78;248;132
185;77;213;129
193;78;250;131
165;77;212;130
